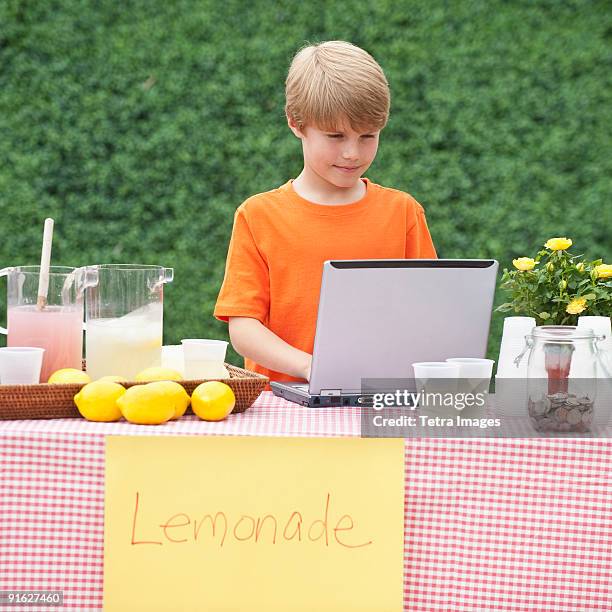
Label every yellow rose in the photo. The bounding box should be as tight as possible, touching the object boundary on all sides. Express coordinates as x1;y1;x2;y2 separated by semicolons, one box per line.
544;237;572;251
566;297;587;315
512;257;536;271
575;262;585;273
594;264;612;279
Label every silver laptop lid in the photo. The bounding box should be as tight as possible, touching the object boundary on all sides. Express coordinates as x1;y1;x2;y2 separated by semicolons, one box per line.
309;259;499;394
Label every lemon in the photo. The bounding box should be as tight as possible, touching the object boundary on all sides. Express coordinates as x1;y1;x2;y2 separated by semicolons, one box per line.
134;367;183;382
145;381;190;419
191;381;235;421
98;375;128;383
48;368;91;385
117;383;176;425
74;381;126;422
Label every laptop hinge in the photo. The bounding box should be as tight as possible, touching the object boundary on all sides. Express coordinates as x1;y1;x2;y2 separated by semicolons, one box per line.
320;389;342;397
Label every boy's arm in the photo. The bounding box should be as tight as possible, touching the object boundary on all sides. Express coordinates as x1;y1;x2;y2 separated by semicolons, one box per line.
406;205;437;258
228;317;312;381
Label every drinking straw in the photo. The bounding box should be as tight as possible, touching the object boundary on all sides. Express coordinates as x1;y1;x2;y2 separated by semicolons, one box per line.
36;218;54;310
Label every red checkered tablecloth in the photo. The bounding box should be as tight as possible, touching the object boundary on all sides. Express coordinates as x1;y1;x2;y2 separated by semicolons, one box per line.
1;392;611;611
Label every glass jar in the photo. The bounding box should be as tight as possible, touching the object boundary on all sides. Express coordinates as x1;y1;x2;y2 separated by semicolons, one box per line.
515;326;609;433
84;264;174;380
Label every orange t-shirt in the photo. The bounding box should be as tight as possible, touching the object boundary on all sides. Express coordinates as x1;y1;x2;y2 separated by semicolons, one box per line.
214;178;437;382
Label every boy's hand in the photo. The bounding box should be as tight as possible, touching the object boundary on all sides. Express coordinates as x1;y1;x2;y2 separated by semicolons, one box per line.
228;317;313;381
302;354;312;382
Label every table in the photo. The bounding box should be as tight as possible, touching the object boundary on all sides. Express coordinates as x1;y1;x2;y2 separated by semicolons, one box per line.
1;392;611;611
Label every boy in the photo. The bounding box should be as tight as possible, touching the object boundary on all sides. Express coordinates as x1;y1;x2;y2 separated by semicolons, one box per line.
214;41;436;384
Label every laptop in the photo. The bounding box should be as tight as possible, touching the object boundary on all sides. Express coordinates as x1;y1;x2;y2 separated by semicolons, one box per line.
271;259;499;407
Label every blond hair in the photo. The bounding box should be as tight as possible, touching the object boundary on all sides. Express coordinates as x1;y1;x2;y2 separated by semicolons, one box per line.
285;40;390;132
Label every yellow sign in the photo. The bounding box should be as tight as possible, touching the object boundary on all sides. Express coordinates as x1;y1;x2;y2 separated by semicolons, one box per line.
104;436;405;611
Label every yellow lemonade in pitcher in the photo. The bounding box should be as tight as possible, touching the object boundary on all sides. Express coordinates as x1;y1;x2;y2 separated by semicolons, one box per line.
86;304;162;380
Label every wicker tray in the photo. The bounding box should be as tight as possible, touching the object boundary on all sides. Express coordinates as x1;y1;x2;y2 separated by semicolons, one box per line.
0;364;268;421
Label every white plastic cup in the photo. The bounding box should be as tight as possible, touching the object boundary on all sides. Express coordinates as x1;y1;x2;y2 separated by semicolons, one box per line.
446;357;495;392
181;339;229;379
497;316;536;377
412;361;461;409
182;339;228;360
577;316;611;340
0;347;45;384
446;357;495;378
503;316;535;331
161;345;185;376
576;316;612;378
412;361;461;379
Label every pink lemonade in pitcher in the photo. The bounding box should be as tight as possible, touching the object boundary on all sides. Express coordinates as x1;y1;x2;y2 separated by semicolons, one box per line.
7;305;83;382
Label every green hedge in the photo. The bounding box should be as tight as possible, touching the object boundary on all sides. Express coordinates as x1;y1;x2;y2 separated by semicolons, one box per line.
1;0;610;365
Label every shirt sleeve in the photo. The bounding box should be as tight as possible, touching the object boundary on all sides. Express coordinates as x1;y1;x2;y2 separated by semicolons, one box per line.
405;205;437;258
214;206;270;324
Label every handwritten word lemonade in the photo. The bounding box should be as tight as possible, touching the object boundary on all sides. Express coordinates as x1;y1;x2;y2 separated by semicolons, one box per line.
86;303;162;380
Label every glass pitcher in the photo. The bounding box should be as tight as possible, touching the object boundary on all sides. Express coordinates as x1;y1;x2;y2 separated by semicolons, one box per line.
0;266;98;382
515;326;610;433
84;264;173;380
